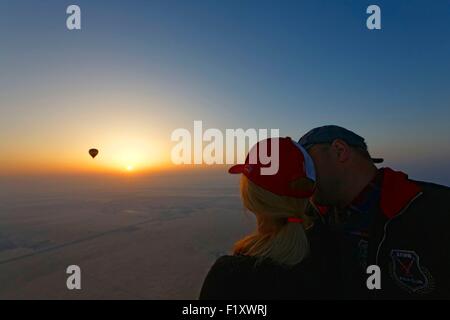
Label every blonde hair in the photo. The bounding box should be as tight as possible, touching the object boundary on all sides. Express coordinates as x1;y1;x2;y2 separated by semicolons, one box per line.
233;175;313;266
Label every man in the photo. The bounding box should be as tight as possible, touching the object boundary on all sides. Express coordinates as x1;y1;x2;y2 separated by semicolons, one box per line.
299;125;450;299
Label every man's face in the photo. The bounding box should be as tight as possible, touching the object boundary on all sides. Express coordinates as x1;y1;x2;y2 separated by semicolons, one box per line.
307;144;341;206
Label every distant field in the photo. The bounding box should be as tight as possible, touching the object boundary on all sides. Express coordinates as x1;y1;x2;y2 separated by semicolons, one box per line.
0;171;254;299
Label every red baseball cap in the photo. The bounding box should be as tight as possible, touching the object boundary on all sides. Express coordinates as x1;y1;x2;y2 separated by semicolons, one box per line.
228;137;316;198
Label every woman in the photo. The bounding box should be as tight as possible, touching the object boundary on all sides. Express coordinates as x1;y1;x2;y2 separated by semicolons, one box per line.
199;137;339;300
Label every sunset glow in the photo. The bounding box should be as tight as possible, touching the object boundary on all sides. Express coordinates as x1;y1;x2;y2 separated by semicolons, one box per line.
0;0;449;186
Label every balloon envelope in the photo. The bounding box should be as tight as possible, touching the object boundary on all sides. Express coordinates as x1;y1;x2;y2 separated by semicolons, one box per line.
89;149;99;159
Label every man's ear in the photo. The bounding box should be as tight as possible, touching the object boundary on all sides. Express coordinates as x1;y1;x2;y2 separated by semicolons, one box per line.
290;177;315;191
331;139;350;162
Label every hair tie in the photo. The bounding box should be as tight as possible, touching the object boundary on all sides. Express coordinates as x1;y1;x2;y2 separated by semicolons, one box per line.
287;217;304;223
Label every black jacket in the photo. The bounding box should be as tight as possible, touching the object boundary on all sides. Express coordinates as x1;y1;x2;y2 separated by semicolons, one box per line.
199;222;340;300
310;167;450;299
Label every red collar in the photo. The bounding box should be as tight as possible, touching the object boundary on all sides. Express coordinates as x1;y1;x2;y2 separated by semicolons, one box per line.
379;167;422;219
311;168;422;219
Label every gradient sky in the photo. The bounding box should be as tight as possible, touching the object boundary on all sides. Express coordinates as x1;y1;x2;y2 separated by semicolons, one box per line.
0;0;449;183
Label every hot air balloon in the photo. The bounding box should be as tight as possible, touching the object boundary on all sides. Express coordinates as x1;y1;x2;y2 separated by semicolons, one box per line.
89;148;99;159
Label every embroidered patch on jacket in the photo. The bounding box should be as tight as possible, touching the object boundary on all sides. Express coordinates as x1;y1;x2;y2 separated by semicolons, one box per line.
389;249;435;294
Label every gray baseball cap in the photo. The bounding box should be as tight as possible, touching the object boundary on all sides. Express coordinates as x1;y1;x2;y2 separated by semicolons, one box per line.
299;125;384;163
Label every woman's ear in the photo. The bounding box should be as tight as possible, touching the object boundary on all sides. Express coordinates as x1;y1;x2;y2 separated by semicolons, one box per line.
290;177;315;191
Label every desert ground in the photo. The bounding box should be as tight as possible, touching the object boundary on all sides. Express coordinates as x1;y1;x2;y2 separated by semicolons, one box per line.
0;171;254;299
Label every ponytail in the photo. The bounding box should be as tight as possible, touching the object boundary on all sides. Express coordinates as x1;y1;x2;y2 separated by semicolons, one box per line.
233;176;312;266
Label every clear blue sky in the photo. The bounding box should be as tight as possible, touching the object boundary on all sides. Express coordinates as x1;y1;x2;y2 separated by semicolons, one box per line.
0;0;449;184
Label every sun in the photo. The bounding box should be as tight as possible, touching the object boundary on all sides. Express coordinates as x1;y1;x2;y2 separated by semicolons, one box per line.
88;138;169;174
